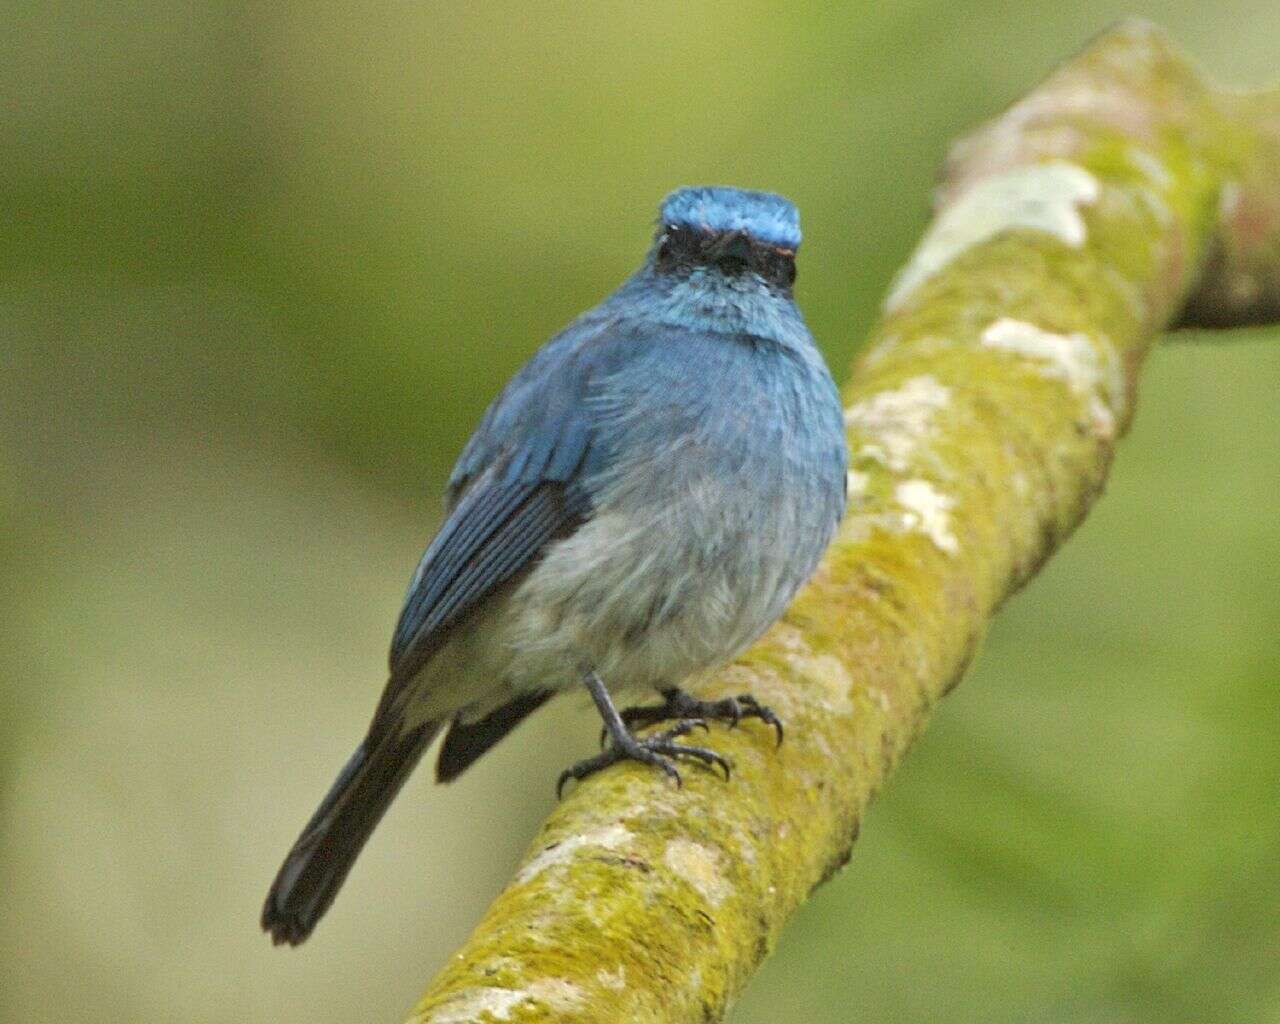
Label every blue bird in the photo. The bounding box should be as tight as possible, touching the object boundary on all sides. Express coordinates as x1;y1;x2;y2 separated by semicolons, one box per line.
262;186;848;945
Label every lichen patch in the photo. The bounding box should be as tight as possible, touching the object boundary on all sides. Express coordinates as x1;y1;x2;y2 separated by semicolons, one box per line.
798;652;856;713
894;479;959;554
516;823;632;885
596;966;627;991
845;375;952;472
664;839;732;907
424;986;527;1023
526;978;585;1014
423;979;583;1023
885;161;1100;310
980;317;1123;438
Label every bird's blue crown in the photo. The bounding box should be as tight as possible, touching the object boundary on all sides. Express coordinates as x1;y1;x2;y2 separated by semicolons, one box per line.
659;187;801;250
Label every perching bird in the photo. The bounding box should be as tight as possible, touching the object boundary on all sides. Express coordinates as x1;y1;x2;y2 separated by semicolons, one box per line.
262;186;847;945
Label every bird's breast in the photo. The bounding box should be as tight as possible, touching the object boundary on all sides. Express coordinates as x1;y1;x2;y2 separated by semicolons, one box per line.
496;423;837;694
462;332;846;698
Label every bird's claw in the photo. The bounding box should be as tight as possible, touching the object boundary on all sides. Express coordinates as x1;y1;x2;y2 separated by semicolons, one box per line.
614;690;784;747
562;720;728;797
732;694;785;747
600;714;708;748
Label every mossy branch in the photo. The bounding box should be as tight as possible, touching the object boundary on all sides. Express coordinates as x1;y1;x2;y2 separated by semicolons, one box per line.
407;22;1280;1024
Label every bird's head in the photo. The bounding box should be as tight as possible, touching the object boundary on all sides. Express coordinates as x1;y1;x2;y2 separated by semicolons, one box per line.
652;187;800;292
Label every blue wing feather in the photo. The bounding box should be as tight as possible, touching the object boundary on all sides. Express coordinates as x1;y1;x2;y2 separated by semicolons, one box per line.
388;320;613;684
389;483;574;683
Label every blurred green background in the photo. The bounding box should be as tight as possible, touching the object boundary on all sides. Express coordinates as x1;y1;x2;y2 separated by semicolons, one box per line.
3;3;1279;1022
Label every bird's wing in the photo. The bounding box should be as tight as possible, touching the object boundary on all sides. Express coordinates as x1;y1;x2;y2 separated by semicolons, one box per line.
385;321;617;691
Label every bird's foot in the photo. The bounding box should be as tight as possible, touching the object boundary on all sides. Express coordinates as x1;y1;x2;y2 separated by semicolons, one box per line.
614;688;784;747
558;720;729;797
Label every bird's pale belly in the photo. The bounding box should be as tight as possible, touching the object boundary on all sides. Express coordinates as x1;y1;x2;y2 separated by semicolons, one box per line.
405;479;812;725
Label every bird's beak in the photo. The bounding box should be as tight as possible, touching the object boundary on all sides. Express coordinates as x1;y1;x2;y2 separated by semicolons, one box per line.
717;231;753;263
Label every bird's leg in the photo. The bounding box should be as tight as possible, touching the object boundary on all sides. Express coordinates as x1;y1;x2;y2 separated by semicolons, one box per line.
615;686;784;746
558;671;730;796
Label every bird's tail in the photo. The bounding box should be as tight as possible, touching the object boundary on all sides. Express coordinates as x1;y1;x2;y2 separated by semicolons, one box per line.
261;718;440;945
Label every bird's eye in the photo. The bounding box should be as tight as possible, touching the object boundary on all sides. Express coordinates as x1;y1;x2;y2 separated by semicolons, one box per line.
658;224;687;261
764;249;797;288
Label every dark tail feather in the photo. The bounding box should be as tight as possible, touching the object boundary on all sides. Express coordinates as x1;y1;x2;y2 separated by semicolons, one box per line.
436;690;552;783
262;720;439;945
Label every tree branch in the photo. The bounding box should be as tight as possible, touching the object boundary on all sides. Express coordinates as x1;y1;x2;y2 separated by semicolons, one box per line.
407;21;1280;1024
